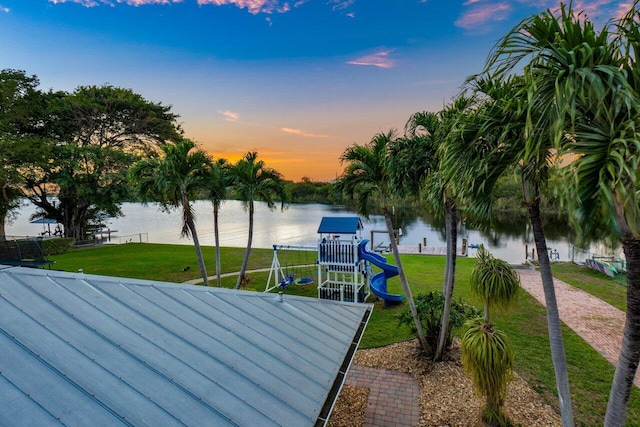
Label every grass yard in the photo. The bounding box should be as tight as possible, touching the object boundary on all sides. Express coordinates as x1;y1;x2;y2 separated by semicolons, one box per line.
48;243;640;425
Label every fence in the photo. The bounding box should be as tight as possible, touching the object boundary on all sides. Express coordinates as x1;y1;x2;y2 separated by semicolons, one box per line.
117;233;149;244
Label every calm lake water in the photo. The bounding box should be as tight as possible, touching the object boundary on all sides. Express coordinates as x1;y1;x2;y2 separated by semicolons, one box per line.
6;199;597;265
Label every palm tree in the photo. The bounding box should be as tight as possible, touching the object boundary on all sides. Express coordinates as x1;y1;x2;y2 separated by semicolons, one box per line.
129;138;212;286
394;101;474;361
462;246;520;427
336;130;429;353
480;4;640;424
230;151;288;289
563;6;640;424
205;158;231;287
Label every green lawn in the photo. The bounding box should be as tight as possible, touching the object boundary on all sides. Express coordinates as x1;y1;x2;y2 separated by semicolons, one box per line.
49;243;640;425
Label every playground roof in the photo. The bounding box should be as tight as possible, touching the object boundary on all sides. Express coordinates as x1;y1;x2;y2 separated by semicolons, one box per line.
317;216;363;235
0;265;372;426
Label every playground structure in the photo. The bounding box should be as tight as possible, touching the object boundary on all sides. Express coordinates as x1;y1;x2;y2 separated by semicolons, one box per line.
265;245;317;292
266;216;404;305
358;239;403;305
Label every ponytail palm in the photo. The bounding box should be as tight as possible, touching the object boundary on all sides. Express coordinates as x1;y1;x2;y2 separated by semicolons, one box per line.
462;319;514;427
129;138;212;286
462;246;519;427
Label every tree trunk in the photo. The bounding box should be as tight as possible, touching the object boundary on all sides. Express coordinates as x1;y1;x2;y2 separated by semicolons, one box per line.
186;215;209;287
528;202;574;426
434;199;457;361
383;206;429;353
236;200;254;289
0;213;6;241
604;233;640;426
214;205;222;287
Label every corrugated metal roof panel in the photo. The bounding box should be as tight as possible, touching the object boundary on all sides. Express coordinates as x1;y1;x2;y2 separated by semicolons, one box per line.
317;217;363;235
0;266;372;426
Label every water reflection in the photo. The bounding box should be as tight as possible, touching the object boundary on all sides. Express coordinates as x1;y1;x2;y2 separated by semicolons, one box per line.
7;200;598;264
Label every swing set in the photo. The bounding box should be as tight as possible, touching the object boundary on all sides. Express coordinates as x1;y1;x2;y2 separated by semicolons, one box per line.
265;245;316;292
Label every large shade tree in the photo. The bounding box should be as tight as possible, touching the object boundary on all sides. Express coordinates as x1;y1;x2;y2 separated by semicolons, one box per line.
336;130;429;352
129;139;212;286
230;151;289;289
0;70;47;239
3;77;180;241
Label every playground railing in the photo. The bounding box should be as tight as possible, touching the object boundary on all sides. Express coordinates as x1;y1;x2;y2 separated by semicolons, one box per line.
318;240;357;266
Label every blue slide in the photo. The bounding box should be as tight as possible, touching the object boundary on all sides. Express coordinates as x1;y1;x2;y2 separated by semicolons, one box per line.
357;239;404;304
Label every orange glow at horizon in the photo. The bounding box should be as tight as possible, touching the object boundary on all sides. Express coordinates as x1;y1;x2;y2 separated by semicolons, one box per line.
205;148;343;182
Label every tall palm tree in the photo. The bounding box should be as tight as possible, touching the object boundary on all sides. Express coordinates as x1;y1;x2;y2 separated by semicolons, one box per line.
336;130;429;352
129;138;212;286
205;158;231;287
394;101;474;361
561;5;640;424
230;151;288;289
481;4;640;424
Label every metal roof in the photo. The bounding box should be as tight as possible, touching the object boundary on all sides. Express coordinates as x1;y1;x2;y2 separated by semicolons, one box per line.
0;265;372;426
317;217;363;235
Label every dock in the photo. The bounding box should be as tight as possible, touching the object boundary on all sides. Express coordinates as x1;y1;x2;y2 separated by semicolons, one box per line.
397;245;467;256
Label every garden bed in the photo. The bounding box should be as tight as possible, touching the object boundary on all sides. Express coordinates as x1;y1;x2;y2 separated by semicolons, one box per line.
329;339;561;426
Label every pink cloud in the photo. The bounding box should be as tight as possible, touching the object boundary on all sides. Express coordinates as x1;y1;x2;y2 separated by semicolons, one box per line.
281;127;328;138
455;2;511;30
217;110;240;121
614;2;634;18
197;0;290;14
49;0;182;5
347;50;395;68
328;0;354;12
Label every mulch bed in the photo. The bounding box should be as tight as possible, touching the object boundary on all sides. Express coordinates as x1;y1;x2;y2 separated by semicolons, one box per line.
329;339;561;426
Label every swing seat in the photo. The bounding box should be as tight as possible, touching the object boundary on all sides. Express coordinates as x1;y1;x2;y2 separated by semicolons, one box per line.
295;277;314;285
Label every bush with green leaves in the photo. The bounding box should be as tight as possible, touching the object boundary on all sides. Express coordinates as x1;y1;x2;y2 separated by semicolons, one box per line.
397;290;480;356
41;238;76;255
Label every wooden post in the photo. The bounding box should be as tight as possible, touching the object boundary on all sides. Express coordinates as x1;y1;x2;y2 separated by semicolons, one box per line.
418;243;422;253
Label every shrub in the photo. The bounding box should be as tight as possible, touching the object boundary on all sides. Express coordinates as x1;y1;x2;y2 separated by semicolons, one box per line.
42;238;76;255
397;290;480;356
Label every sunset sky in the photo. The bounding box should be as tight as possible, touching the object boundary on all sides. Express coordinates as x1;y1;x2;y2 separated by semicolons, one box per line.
0;0;630;181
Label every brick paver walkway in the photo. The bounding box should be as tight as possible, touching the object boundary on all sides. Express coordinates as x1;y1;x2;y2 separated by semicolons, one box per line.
517;269;639;387
345;365;421;427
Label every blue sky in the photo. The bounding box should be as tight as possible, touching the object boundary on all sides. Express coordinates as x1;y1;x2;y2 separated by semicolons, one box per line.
0;0;630;180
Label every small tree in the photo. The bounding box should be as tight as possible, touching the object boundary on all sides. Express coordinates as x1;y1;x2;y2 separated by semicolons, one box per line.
397;290;480;356
461;246;520;426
